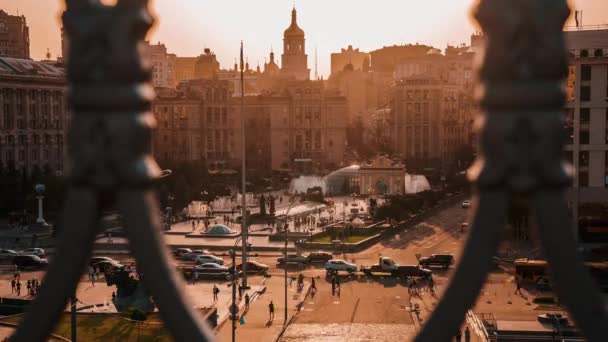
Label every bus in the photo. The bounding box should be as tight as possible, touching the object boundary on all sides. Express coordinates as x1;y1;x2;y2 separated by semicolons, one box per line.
514;258;608;291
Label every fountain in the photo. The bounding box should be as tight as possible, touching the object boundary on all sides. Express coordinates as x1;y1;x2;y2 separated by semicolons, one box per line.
403;174;431;194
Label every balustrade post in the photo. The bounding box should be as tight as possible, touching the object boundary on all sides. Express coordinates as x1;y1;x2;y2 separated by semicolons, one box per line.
415;0;608;341
10;1;214;341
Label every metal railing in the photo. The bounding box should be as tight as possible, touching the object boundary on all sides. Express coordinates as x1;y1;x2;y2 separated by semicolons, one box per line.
7;0;608;341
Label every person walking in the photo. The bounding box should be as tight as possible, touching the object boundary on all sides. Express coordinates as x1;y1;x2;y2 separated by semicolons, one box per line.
245;293;250;311
331;276;336;296
192;269;199;284
464;326;471;342
268;301;275;321
26;280;31;296
192;220;196;232
15;281;21;296
515;280;522;295
11;279;15;294
213;285;219;302
88;266;95;286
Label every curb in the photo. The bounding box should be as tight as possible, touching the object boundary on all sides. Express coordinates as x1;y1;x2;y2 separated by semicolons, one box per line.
274;283;312;342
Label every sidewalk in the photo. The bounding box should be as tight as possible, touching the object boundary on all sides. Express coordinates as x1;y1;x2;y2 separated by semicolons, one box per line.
216;275;310;341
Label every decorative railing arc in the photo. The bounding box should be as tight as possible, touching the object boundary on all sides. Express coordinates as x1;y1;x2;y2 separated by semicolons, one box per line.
6;0;608;341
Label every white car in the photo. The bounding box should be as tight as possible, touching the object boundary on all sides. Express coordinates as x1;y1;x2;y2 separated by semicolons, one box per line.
181;249;211;261
19;248;45;257
325;259;357;273
0;249;18;260
461;200;471;208
195;254;224;265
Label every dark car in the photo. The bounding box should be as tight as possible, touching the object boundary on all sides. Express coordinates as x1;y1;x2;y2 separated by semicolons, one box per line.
418;254;455;269
236;261;269;274
397;265;432;279
193;263;231;280
13;255;48;269
306;251;333;264
277;254;308;265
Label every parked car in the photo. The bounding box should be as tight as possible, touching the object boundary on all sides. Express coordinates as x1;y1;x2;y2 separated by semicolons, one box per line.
93;260;123;273
89;256;118;267
173;248;192;258
306;251;333;264
277;254;308;265
461;200;471;208
0;249;18;260
235;261;269;274
13;255;48;269
325;259;357;273
193;263;231;279
182;249;211;261
418;254;455;269
19;248;46;257
195;254;224;265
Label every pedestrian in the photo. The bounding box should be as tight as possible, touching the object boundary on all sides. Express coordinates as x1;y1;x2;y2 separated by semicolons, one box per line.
88;266;95;286
26;280;31;296
455;329;462;342
331;276;336;296
16;281;21;296
289;276;294;288
245;293;250;310
515;280;521;295
111;291;116;302
11;279;15;293
213;285;219;302
465;326;470;342
336;276;341;290
268;301;275;321
192;221;195;231
311;277;316;291
238;284;243;300
193;269;199;284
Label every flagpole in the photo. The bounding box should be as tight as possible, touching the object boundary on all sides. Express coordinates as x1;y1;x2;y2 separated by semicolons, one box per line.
240;41;249;288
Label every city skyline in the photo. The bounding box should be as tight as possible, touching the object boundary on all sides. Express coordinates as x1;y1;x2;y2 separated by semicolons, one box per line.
0;0;605;77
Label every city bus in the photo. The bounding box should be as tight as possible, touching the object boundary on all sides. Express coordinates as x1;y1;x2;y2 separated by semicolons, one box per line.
514;258;608;291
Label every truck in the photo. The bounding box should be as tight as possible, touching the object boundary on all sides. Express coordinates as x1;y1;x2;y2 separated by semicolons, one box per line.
360;256;432;279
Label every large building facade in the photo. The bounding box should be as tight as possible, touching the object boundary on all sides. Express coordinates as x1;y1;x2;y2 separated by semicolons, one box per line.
563;29;608;225
0;58;68;175
330;45;370;77
0;11;30;59
142;42;176;88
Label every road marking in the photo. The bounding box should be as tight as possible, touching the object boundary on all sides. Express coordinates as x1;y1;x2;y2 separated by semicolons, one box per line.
350;298;361;323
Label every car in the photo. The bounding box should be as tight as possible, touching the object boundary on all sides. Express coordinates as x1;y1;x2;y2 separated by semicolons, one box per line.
181;249;211;261
93;260;123;273
325;259;357;273
89;256;118;267
195;254;224;265
19;248;45;257
418;254;455;269
0;249;18;260
193;263;231;279
397;265;433;278
306;251;333;264
277;254;308;264
235;261;269;274
173;248;192;258
461;200;471;208
13;255;48;269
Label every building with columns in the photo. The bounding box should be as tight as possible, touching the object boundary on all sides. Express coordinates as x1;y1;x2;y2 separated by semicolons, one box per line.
0;58;68;175
281;7;310;81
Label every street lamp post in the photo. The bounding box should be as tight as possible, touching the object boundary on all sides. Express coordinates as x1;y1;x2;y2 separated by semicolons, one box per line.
240;41;249;289
283;199;298;325
230;236;243;342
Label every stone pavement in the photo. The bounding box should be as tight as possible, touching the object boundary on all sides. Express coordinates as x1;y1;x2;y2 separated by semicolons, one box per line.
216;275;310;342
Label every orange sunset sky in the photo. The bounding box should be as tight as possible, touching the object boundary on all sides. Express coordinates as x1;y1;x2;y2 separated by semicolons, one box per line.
0;0;606;77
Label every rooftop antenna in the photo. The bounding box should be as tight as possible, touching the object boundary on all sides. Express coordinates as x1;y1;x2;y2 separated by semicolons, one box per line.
314;47;318;80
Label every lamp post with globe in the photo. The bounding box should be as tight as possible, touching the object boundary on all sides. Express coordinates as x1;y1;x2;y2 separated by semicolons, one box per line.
34;184;49;226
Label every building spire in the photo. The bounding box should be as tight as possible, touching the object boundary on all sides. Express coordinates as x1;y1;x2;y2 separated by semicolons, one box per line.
314;47;318;80
291;5;297;25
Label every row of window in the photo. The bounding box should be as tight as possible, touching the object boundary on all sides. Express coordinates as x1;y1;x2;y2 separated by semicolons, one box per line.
0;134;63;145
2;148;63;163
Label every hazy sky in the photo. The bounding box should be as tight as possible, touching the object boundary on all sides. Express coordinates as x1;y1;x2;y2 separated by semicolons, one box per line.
0;0;606;77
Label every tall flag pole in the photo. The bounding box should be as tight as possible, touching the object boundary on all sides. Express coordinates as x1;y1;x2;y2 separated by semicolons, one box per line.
240;41;249;288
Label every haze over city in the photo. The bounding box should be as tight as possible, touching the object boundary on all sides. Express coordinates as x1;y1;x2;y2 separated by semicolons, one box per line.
0;0;605;77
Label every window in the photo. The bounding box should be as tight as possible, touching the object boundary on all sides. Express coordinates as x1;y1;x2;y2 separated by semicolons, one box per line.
580;108;590;124
580;86;590;101
579;151;589;167
580;49;589;58
580;130;589;144
594;49;603;57
579;171;588;187
581;65;591;81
